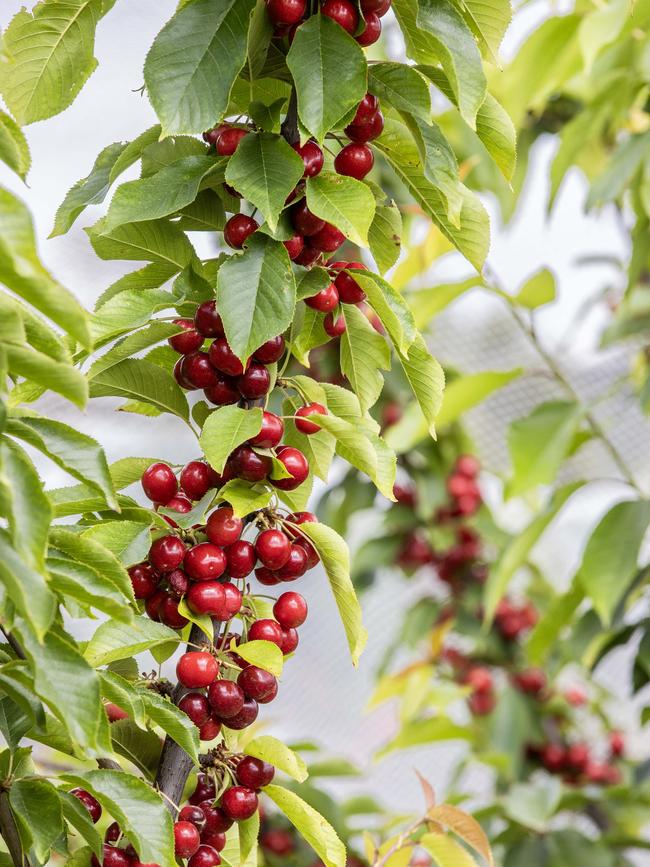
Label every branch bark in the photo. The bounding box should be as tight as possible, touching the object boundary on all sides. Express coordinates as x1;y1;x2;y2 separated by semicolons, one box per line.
281;89;300;145
0;792;28;867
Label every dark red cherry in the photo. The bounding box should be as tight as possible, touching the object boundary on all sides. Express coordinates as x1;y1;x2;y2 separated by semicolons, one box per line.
71;788;102;823
187;581;226;617
237;363;271;399
321;0;359;34
159;594;190;629
292;140;324;177
230;445;271;482
294;244;323;267
181;352;219;389
194;301;224;338
356;11;381;45
128;563;160;599
276;544;309;580
169;319;203;355
253;335;285;364
309;222;346;253
284;234;305;260
189;774;216;806
248;411;284;448
272;446;309;490
216;127;248;156
255;530;291;570
221;786;258;821
266;0;306;26
225;540;256;579
236;755;275;789
331;261;368;303
178;693;211;727
206;507;242;547
305;283;339;312
208;338;246;376
279;626;299;654
180;460;213;500
224;697;259;729
142;463;177;504
324;311;346;336
149;535;186;573
224;214;258;249
204;376;239;406
208;680;245;719
291;200;325;236
174;821;201;859
335;143;374;179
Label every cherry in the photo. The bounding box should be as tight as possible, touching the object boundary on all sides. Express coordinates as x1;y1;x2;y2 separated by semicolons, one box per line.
207;680;245;719
236;756;275;789
284;234;304;260
189;774;216;806
513;668;547;697
104;822;121;843
169;319;204;355
221;786;258;821
181;352;219;389
541;743;566;773
361;0;391;13
144;588;167;622
237;363;271;399
208;338;245;376
142;463;177;504
309;222;346;253
225;540;256;579
184;543;227;581
187;581;226;616
295;402;327;434
203;124;228;145
199;802;233;835
238;665;278;702
128;563;159;599
180;461;213;500
248;618;284;646
225;697;259;729
179;693;211;727
267;0;306;25
255;566;281;586
352;93;379;123
565;743;590;773
255;529;291;570
276;543;308;580
249;411;284;448
468;691;495;716
273;591;308;628
254;335;285;364
204;376;239;406
188;844;221;867
455;454;480;477
287;512;319;566
224;214;258;249
174;821;201;858
149;535;186;573
199;716;221;741
305;283;339;312
230;445;271;482
177;652;219;689
610;731;625;757
216;127;248;156
206;507;242;547
261;830;294;856
321;0;359;34
71;788;102;823
223;584;243;617
162;495;192;527
324;311;346;336
346;110;384;143
174;357;195;389
201;830;226;852
292;140;324;177
335;143;374;179
279;626;299;654
194;301;224;338
291;200;325;236
272;446;309;490
294;244;323;267
160;594;190;629
331;261;367;302
356;11;381;45
91;845;129;867
464;666;492;694
179;805;206;832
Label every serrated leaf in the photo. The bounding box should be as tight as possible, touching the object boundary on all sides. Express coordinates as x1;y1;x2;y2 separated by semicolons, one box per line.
340;305;390;412
218;478;273;519
84;616;181;667
0;438;51;569
396;333;445;438
515;269;556;309
47;556;132;621
234;640;283;676
263;784;346;867
6;343;88;408
199;406;263;474
368;203;402;275
49;526;134;601
9;778;63;862
368;62;431;120
81;521;152;568
245;735;308;782
354;271;417;353
87;217;195;269
139;689;200;765
0;110;30;179
0;534;56;641
459;0;511;63
89;322;180;378
89;358;190;422
306;173;375;248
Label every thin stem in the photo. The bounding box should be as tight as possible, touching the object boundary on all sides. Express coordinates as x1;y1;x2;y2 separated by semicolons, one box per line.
0;792;28;867
0;627;25;660
280;89;299;146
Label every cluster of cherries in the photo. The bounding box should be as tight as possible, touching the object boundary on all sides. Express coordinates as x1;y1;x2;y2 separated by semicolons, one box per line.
266;0;392;49
529;730;625;786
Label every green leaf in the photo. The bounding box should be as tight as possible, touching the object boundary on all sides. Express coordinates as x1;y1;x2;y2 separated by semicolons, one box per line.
368;62;431;120
286;14;367;143
306;173;375;248
47;556;133;621
104;156;219;231
402;114;463;226
576;499;650;625
291;306;330;367
89;322;180;378
460;0;511;62
396;334;445;439
0;534;56;641
217;234;296;363
87;218;195;269
506;401;582;498
218;478;273;519
515;269;556;309
368;203;402;275
0;438;51;569
177;189;226;232
375;717;471;758
89;358;190;422
6;415;118;510
91;288;175;344
138;689;200;765
225;132;305;232
353;271;417;353
58;790;103;858
6;344;88;408
420;834;478;867
62;770;174;866
340;305;390;412
245;735;308;783
238;812;260;866
0;187;91;348
437;368;521;428
81;521;152;568
200;406;263;474
49;526;134;601
84;616;181;667
283;394;336;482
9;778;63;862
503;777;562;832
0;110;30;179
144;0;257;135
0;0;112;125
263;784;346;867
526;582;584;665
234;639;283;677
296;522;367;666
95;262;177;309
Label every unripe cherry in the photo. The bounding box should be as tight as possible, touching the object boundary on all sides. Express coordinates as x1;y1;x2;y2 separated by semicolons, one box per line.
169;319;203;355
295;402;327;434
149;535;186;573
273;591;308;628
194;301;224;338
305;283;339;312
321;0;359;34
335;143;374;179
216;127;248;156
272;446;309;490
292;140;324;177
224;214;258;249
249;411;284;448
142;463;177;504
176;651;219;689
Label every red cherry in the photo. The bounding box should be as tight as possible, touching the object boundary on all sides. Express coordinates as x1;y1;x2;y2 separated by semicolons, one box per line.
266;0;306;25
292;140;324;177
222;583;243;617
331;261;367;302
279;626;299;654
541;743;566;773
255;529;291;570
204;376;239;406
206;507;242;547
272;446;309;490
71;788;102;823
208;680;245;718
91;845;130;867
255;336;285;365
255;566;281;586
305;283;339;312
464;666;492;694
179;693;211;727
199;716;221;741
287;512;319;566
208;338;245;376
324;311;346;336
610;730;625;758
284;234;305;260
104;822;122;843
361;0;391;14
261;830;294;856
174;821;201;858
321;0;359;34
276;543;308;580
352;93;380;124
248;618;284;646
335;143;374;179
221;786;259;821
226;540;256;579
225;697;259;729
180;461;213;500
513;668;547;697
565;743;590;772
188;844;221;867
345;110;384;143
161;495;192;528
295;402;327;434
291;200;326;236
455;454;480;477
144;588;167;622
179;805;206;832
199;801;233;832
216;127;248;156
149;535;186;573
294;244;323;267
236;755;275;789
176;652;219;689
237;363;271;399
204;124;228;145
230;445;271;482
128;563;160;599
187;581;226;616
181;352;219;389
194;301;224;338
309;222;346;252
249;411;284;448
160;594;189;629
184;543;227;581
468;691;495;716
356;11;381;44
170;319;203;355
142;463;177;504
174;357;195;389
201;830;226;852
273;591;308;628
238;665;278;702
224;214;258;249
104;702;128;723
189;774;216;806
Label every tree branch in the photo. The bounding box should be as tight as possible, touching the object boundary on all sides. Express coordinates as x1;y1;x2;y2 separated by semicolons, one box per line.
281;89;300;145
0;792;28;867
